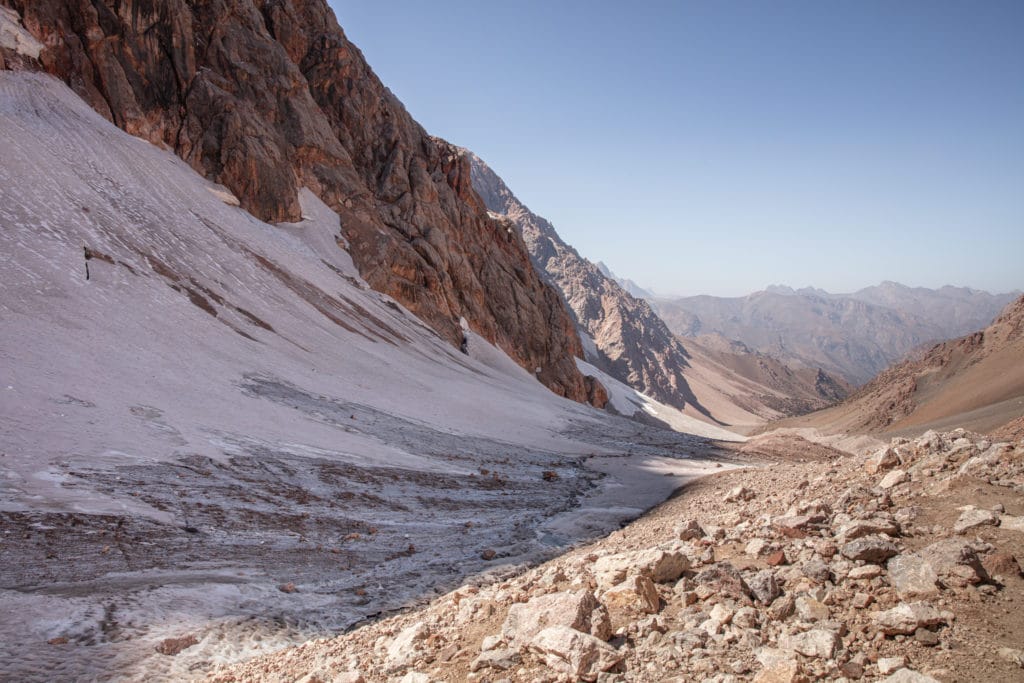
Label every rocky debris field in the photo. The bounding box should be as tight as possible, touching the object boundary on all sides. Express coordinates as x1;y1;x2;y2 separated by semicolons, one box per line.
210;428;1024;682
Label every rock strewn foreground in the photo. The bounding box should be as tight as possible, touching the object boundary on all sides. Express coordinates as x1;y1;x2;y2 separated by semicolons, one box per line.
210;429;1024;682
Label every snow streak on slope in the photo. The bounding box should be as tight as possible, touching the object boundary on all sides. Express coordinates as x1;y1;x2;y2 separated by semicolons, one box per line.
0;73;728;681
576;360;745;443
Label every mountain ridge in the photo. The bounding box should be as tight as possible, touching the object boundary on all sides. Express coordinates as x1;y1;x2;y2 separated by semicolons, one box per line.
0;0;591;402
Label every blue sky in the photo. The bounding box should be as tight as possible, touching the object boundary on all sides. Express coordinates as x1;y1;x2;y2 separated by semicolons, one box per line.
330;1;1024;297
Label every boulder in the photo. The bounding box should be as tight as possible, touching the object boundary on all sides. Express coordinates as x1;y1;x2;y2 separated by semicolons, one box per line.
601;575;660;615
878;470;909;489
748;569;782;605
872;602;950;635
592;546;688;588
887;539;989;597
694;563;752;603
841;535;900;563
778;628;840;659
953;507;1000;534
836;518;900;541
386;622;429;670
528;626;622;682
865;447;900;474
675;519;705;541
502;590;611;646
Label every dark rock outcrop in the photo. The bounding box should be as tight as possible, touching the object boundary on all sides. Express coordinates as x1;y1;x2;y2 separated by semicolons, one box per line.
0;0;588;401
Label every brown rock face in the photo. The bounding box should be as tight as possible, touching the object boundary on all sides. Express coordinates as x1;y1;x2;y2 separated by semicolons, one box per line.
0;0;588;401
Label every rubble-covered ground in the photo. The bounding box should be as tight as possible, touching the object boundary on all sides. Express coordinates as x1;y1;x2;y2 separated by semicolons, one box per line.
212;429;1024;682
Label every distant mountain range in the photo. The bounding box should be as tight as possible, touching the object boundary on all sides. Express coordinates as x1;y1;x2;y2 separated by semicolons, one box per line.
780;294;1024;435
468;151;848;426
650;283;1019;385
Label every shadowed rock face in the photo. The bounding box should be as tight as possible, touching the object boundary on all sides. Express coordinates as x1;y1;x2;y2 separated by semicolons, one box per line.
0;0;588;401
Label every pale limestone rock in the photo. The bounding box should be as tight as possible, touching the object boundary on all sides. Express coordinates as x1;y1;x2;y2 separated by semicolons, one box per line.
501;590;610;646
953;507;999;534
385;622;429;670
777;628;840;659
528;626;622;682
601;575;660;615
873;602;950;635
878;470;908;489
865;447;900;475
878;655;908;674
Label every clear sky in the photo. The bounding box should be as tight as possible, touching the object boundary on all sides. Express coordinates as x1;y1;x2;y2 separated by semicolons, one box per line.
329;1;1024;297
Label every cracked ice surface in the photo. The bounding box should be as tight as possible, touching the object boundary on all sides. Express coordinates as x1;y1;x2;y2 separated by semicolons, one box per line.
0;72;736;681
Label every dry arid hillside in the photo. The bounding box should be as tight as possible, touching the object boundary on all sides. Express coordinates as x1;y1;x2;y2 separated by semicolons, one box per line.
778;295;1024;437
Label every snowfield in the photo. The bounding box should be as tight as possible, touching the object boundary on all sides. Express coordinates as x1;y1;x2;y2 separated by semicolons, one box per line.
0;72;737;681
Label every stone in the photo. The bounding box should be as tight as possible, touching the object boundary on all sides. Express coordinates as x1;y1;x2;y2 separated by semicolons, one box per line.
878;656;907;674
766;550;789;566
469;648;521;672
746;538;770;556
872;602;950;635
839;661;865;679
836;518;900;541
865;447;900;474
386;622;429;670
1000;515;1024;532
733;606;761;629
502;590;610;646
726;486;754;502
997;647;1024;668
769;594;796;621
953;507;1000;534
795;596;829;622
887;555;940;599
774;515;818;537
675;519;705;540
878;470;909;489
694;563;752;603
601;575;660;615
777;628;840;659
852;592;873;609
480;634;503;652
528;626;622;682
754;647;808;682
748;569;782;605
848;564;883;580
879;671;939;683
801;558;832;583
841;535;900;563
888;539;989;597
753;659;805;683
592;547;688;587
914;627;940;646
397;674;431;683
983;552;1022;579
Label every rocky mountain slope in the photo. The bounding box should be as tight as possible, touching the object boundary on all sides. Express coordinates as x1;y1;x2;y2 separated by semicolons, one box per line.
651;285;1016;386
780;295;1024;436
0;70;739;682
468;151;846;427
0;0;589;401
213;428;1024;683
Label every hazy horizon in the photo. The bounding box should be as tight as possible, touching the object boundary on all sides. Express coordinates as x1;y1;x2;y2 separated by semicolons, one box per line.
332;1;1024;298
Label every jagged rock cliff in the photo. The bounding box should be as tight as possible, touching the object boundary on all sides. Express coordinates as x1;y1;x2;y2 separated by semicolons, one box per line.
468;150;714;418
0;0;588;400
